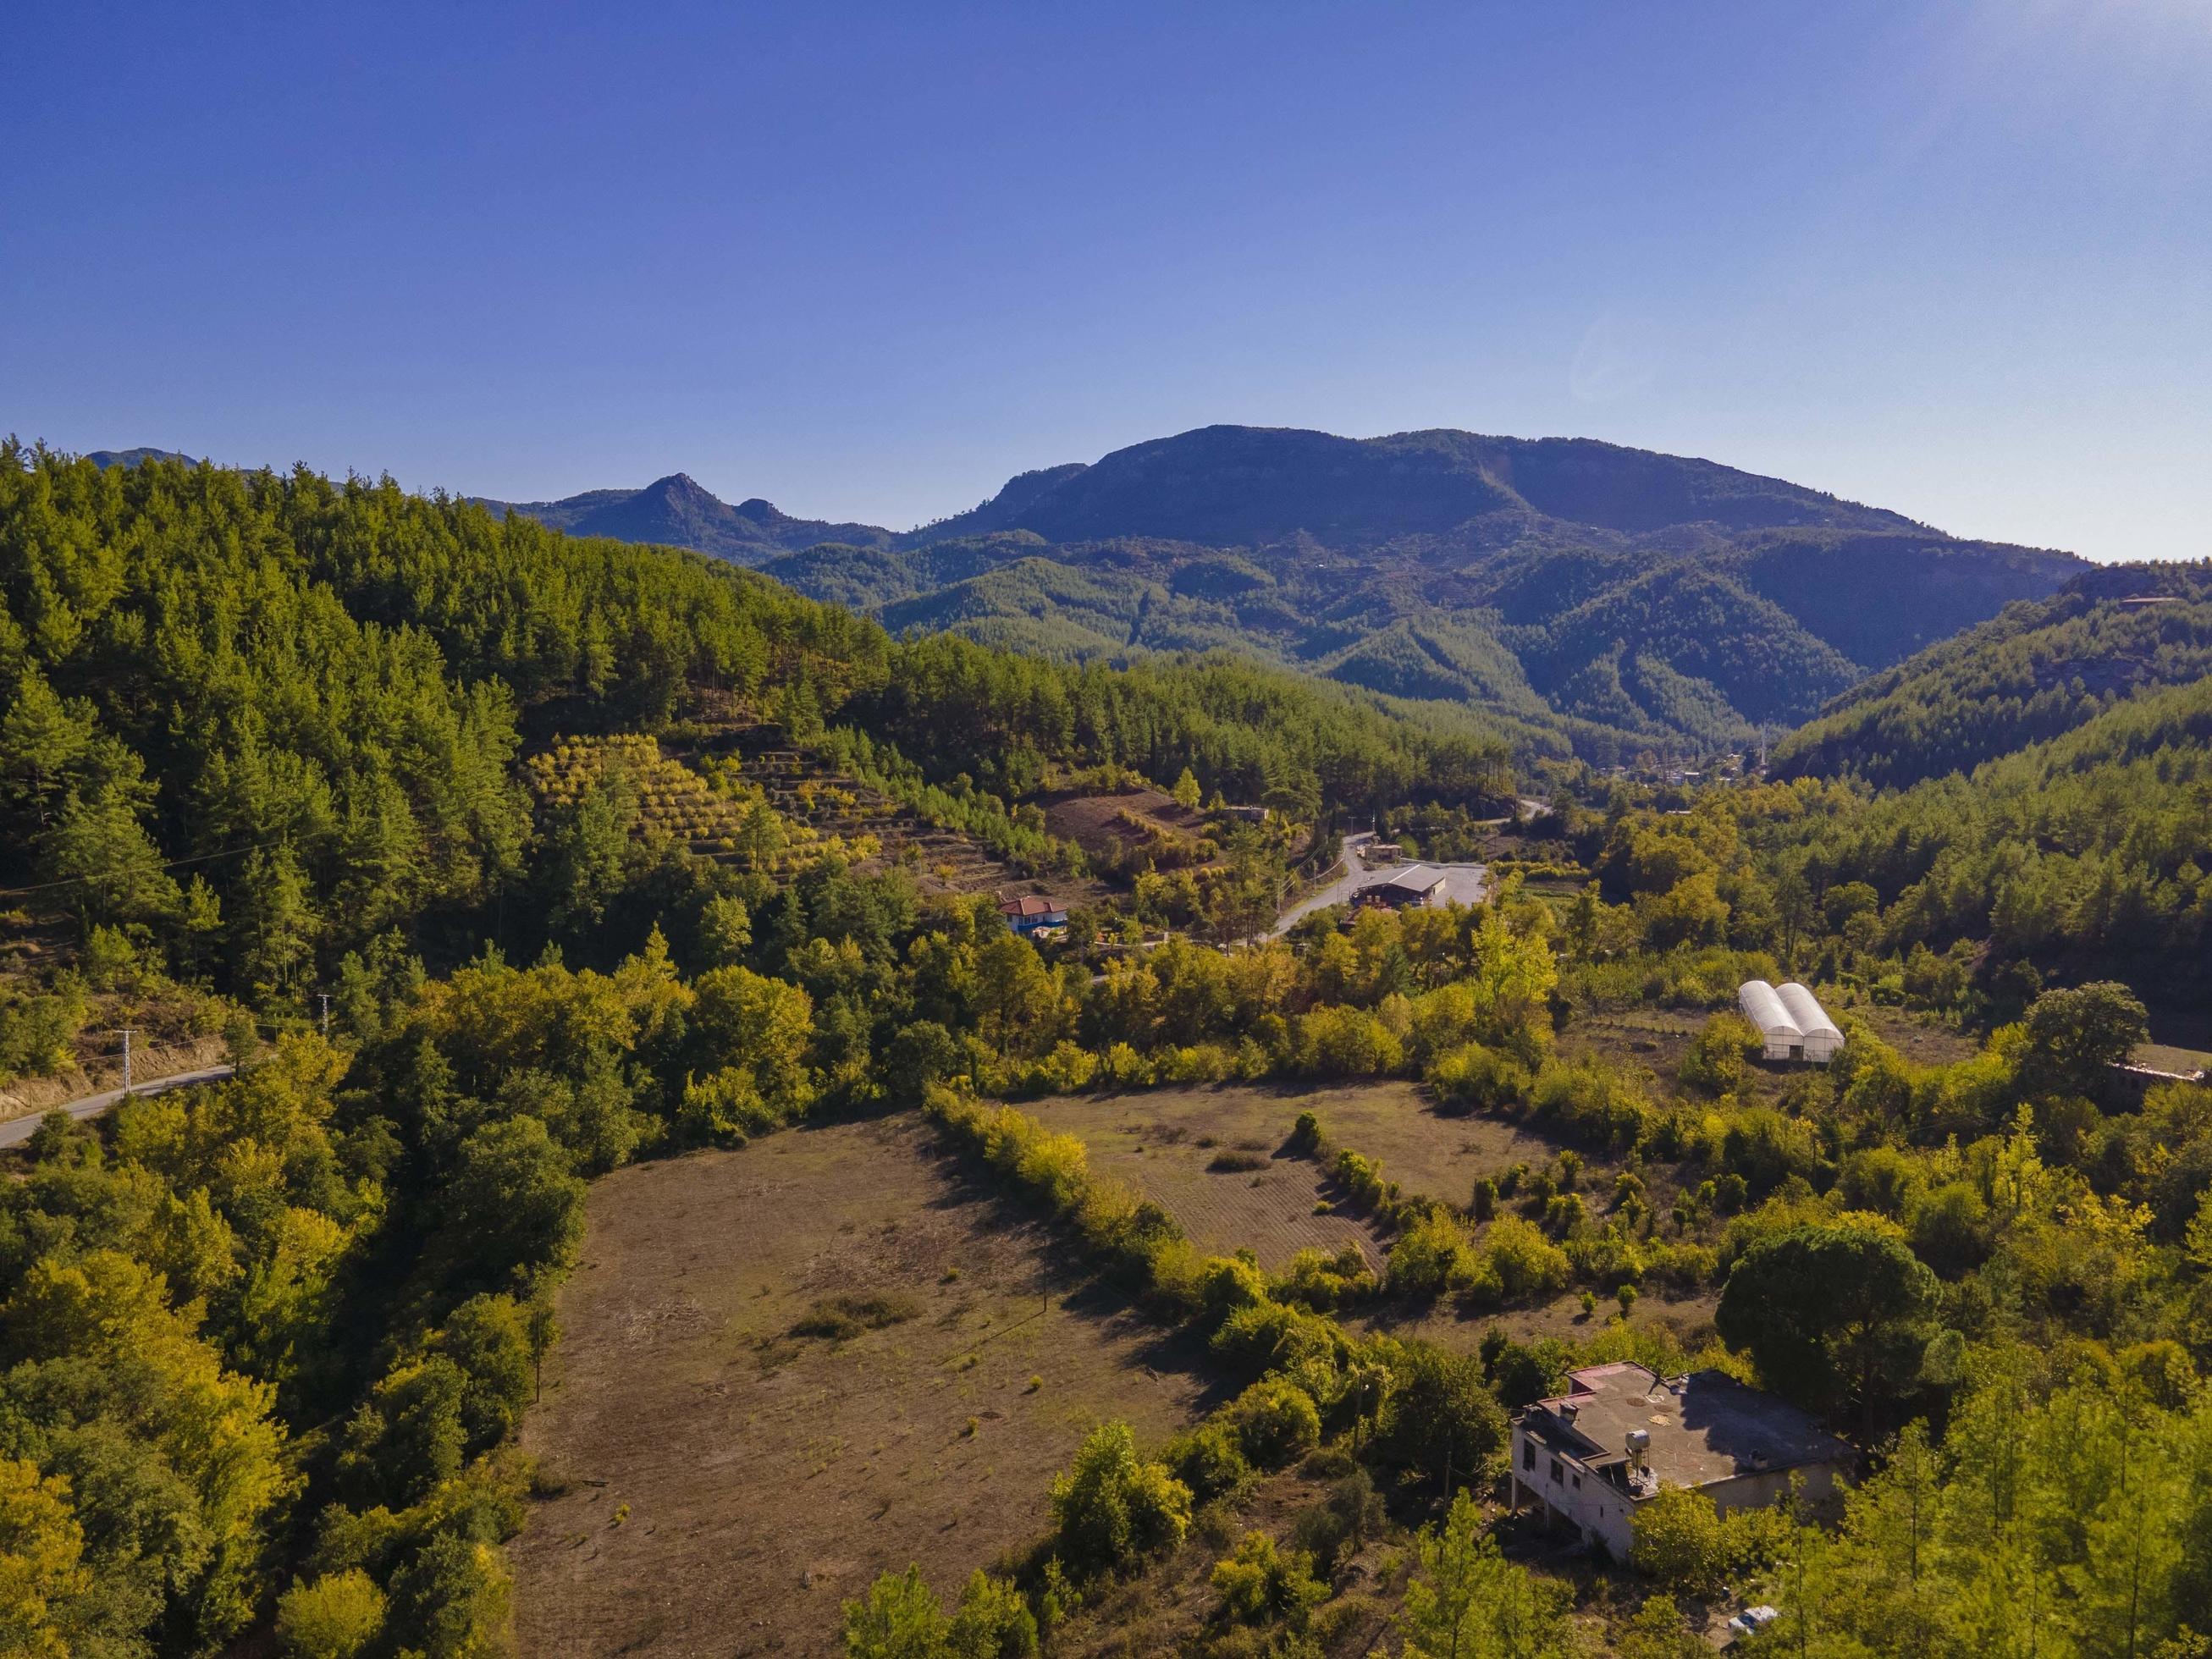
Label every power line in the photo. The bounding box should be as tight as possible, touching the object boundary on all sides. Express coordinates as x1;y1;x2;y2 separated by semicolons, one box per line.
0;837;292;900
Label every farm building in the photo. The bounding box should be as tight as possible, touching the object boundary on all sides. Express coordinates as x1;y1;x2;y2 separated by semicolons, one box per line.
1738;979;1844;1064
997;894;1068;935
1354;866;1448;911
1510;1363;1854;1561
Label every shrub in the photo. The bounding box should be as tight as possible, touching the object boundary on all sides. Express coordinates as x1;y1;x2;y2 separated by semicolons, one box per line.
1198;1254;1271;1326
1210;1531;1327;1629
946;1569;1039;1658
276;1569;387;1659
1386;1213;1476;1298
1275;1243;1376;1312
1100;1041;1152;1089
1031;1039;1099;1094
1484;1216;1572;1301
1211;1299;1343;1382
1680;1011;1758;1096
1294;1005;1404;1078
1531;1059;1655;1152
1049;1423;1193;1577
1223;1378;1322;1469
792;1293;920;1342
1163;1421;1252;1502
1207;1149;1270;1173
1630;1485;1781;1596
1376;1343;1508;1483
1332;1149;1389;1210
1427;1041;1532;1116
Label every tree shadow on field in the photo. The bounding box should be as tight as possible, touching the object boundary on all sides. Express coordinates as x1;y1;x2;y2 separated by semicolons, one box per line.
922;1147;1238;1414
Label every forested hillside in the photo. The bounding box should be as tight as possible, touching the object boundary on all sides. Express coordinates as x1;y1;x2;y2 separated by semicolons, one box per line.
3;440;2209;1658
0;444;1515;1001
1560;672;2212;1016
1773;559;2212;787
477;425;2085;757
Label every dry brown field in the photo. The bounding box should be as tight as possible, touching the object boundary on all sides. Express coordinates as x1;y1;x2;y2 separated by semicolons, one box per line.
1031;1079;1590;1270
511;1114;1216;1657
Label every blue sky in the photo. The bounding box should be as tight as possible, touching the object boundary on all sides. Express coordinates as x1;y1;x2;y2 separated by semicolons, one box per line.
4;1;2207;560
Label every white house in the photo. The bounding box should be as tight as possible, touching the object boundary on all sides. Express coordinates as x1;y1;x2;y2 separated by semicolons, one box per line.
1509;1363;1855;1562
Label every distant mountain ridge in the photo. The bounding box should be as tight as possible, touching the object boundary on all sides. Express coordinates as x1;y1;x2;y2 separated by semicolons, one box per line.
473;471;893;563
89;447;197;470
114;424;2092;759
919;426;1928;546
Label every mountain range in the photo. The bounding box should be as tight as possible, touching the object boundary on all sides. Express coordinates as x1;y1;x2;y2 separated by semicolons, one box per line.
192;426;2103;758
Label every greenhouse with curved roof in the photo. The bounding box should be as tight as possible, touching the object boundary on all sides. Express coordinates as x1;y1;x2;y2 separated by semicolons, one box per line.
1738;979;1844;1064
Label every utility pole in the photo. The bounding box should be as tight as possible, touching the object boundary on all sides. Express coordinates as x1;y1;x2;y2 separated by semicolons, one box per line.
318;992;331;1038
113;1028;135;1095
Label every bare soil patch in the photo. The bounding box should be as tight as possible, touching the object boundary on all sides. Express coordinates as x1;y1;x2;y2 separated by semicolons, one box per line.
512;1114;1215;1658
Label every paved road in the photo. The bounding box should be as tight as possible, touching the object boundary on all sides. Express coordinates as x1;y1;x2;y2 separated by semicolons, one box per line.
1266;835;1488;939
0;1063;235;1149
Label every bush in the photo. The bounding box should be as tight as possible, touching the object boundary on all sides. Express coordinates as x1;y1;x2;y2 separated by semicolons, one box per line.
1274;1243;1376;1312
1483;1216;1572;1301
792;1292;920;1342
1332;1149;1390;1211
1679;1012;1758;1096
1531;1060;1654;1152
1163;1421;1252;1502
1211;1299;1343;1382
1427;1041;1531;1116
1387;1213;1476;1298
1048;1423;1193;1577
1223;1378;1322;1469
1294;1006;1404;1078
946;1569;1039;1658
1210;1531;1327;1629
276;1569;387;1659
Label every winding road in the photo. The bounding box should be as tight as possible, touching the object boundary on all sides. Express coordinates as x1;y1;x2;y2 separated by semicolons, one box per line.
0;1063;235;1149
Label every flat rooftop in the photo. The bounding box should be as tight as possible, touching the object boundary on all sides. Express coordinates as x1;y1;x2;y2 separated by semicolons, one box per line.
1525;1363;1851;1491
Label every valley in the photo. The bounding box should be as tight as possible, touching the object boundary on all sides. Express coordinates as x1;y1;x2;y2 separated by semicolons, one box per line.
1;444;2205;1659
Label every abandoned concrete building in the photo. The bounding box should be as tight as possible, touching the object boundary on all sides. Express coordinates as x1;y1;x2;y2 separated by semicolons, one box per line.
1509;1362;1855;1561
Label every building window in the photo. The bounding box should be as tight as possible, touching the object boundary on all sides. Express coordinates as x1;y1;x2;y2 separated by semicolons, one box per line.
1549;1458;1563;1485
1571;1474;1581;1490
1522;1441;1536;1472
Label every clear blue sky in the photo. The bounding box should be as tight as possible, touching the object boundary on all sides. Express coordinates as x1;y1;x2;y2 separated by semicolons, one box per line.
5;1;2207;560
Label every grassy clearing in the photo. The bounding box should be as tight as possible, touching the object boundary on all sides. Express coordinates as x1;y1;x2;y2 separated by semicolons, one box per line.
511;1114;1214;1658
1033;1080;1606;1268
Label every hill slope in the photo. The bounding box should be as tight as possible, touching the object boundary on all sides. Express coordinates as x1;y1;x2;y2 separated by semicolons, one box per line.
1773;559;2212;787
475;426;2088;757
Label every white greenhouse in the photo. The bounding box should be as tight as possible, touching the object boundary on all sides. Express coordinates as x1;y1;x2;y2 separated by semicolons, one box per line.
1776;982;1844;1063
1738;980;1845;1064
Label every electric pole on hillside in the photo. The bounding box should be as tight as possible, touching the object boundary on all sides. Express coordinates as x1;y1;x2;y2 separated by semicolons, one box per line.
318;992;330;1038
112;1028;135;1095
